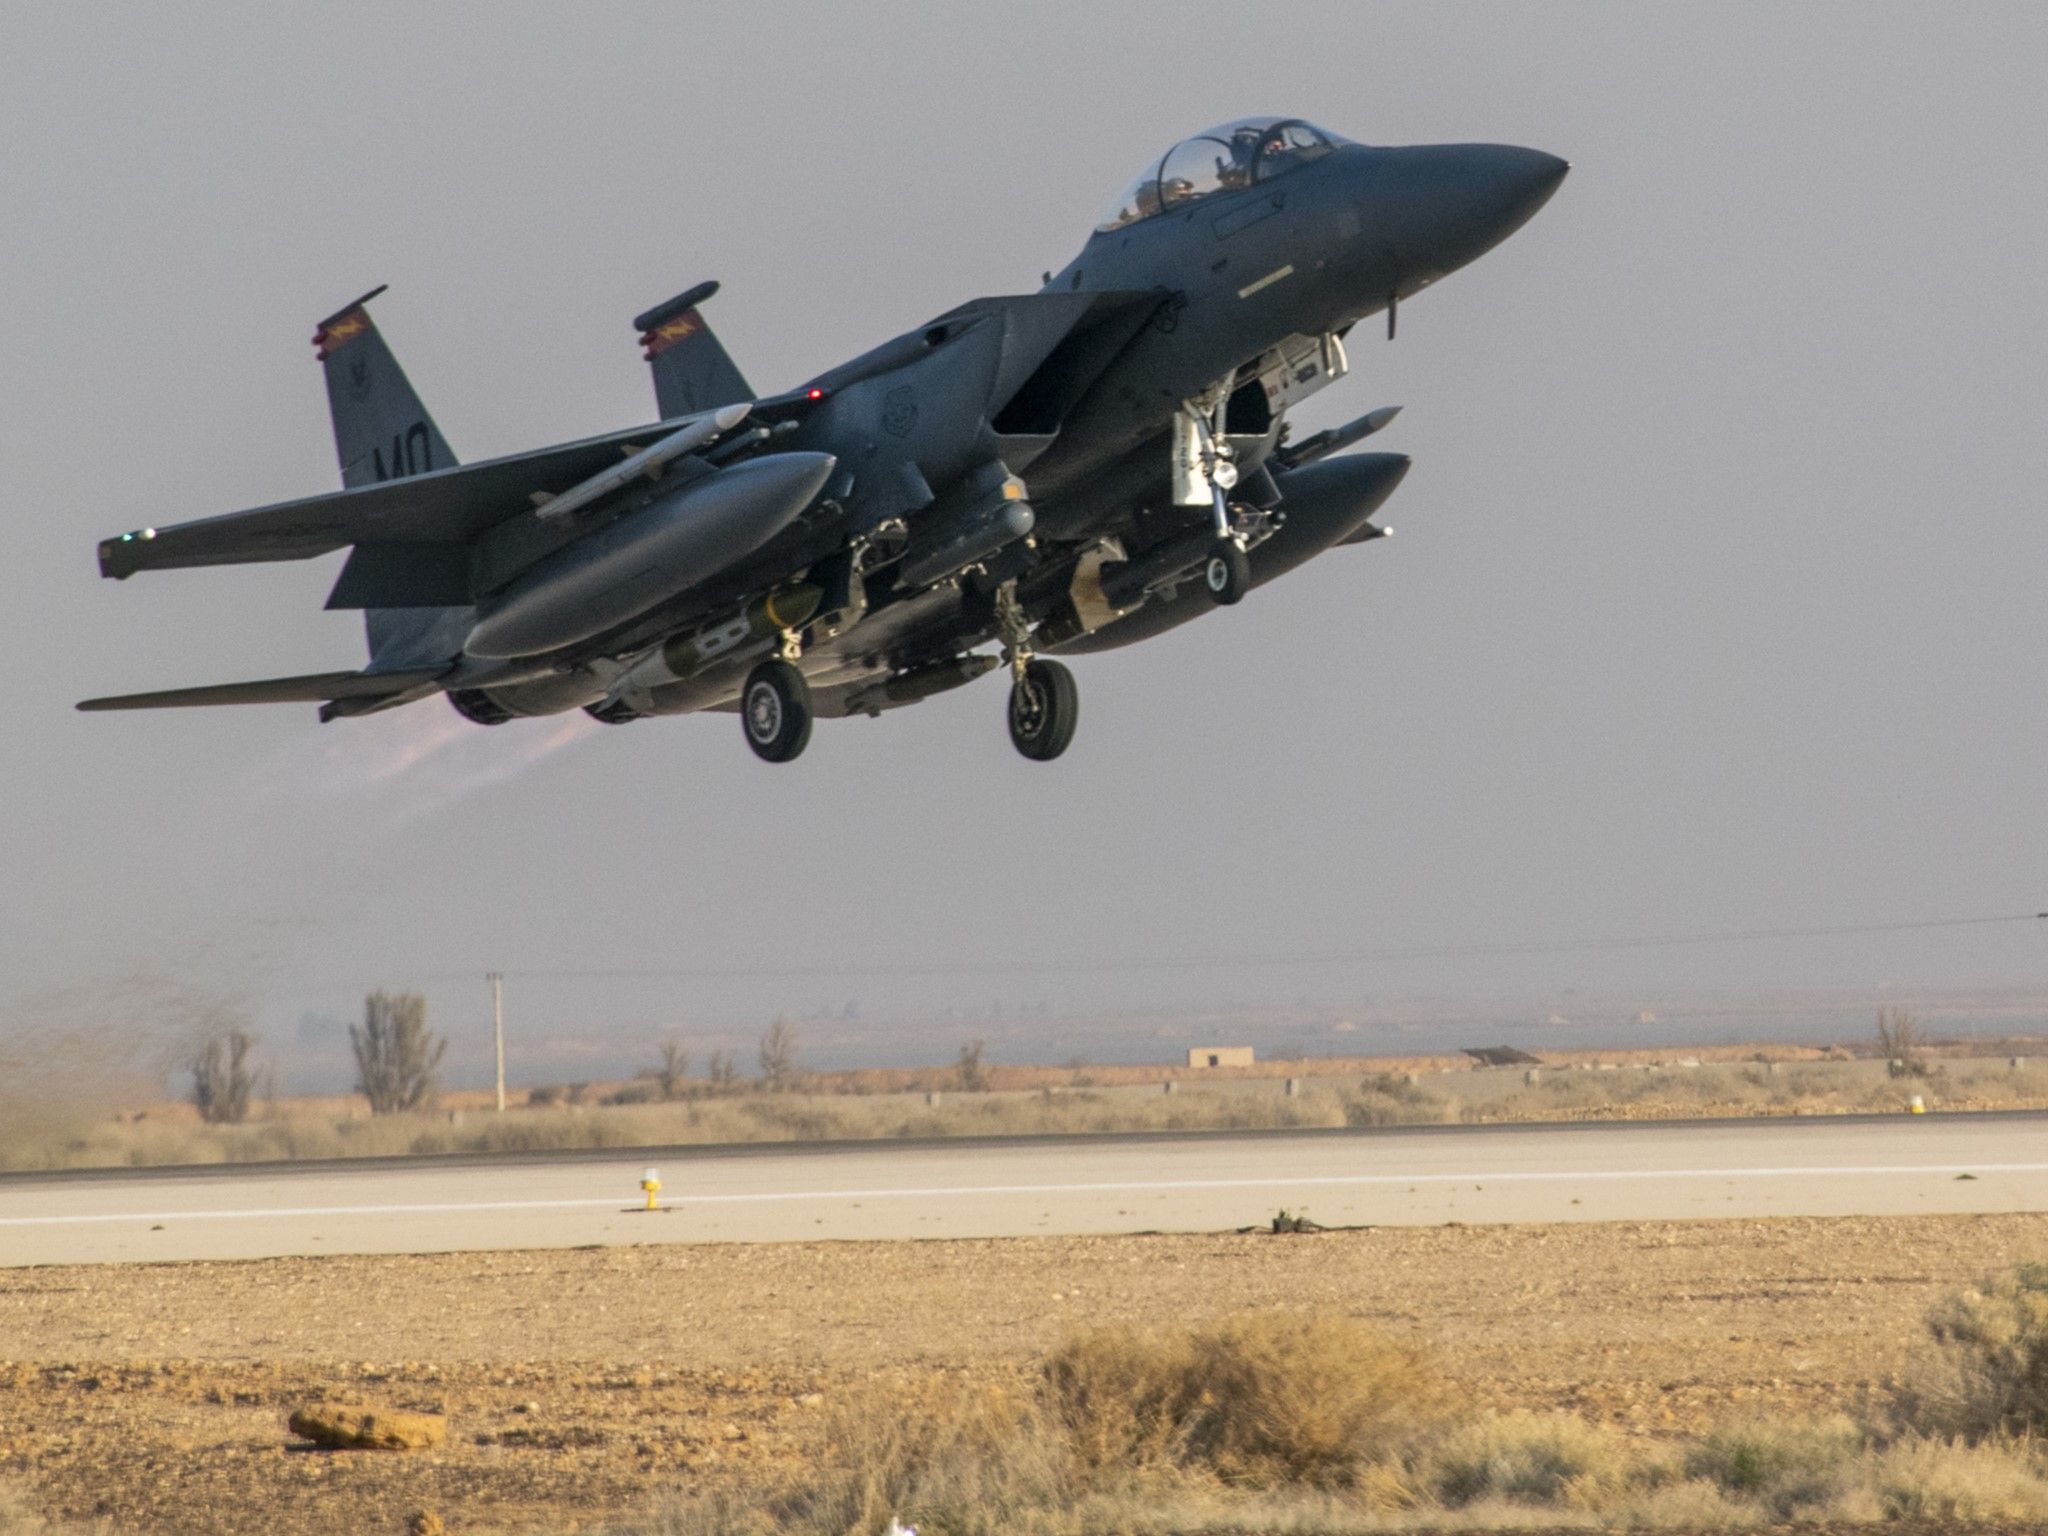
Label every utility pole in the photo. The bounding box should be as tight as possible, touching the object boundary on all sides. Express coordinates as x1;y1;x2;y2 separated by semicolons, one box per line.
488;971;506;1112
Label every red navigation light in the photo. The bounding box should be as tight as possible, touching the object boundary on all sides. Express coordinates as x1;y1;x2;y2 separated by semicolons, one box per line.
806;387;826;401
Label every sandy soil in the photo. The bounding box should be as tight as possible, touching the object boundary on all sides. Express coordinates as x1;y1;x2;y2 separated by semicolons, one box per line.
4;1212;2047;1533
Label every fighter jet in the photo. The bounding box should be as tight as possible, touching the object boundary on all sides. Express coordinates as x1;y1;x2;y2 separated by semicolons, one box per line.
81;117;1566;763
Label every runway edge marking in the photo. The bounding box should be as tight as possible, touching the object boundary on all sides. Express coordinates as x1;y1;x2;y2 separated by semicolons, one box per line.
5;1162;2048;1228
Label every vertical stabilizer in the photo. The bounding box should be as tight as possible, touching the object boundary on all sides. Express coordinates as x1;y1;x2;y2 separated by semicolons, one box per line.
311;288;470;666
635;281;754;420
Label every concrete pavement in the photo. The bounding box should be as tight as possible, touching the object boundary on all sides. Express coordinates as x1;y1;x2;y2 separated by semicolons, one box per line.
2;1112;2043;1267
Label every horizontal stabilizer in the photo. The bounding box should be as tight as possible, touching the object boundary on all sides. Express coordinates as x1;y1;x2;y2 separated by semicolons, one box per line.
97;419;696;580
76;667;444;712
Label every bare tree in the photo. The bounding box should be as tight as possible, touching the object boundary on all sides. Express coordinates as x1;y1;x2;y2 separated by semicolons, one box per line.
758;1018;799;1091
191;1028;257;1125
955;1038;988;1092
706;1049;737;1094
351;991;446;1114
656;1039;689;1101
1877;1008;1927;1078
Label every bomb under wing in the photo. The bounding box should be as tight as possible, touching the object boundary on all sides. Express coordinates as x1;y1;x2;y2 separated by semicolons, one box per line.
463;451;836;660
605;583;824;712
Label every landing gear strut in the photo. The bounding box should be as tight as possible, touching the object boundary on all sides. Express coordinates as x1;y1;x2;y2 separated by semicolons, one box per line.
1183;397;1255;608
995;578;1079;761
742;658;812;763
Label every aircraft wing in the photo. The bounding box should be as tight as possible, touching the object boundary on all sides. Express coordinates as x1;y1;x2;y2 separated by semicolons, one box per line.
96;419;703;580
76;666;445;711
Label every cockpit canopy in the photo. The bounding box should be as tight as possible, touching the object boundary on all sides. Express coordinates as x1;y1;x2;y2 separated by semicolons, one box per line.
1095;117;1343;234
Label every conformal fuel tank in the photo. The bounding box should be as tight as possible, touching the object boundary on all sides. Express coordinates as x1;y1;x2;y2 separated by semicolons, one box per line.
464;451;836;660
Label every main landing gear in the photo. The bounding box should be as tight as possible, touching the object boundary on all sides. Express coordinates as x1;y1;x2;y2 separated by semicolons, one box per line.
1008;657;1078;761
996;578;1078;762
741;657;812;763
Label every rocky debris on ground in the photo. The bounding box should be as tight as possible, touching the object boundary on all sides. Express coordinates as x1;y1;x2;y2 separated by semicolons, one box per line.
286;1404;447;1451
3;1214;2048;1533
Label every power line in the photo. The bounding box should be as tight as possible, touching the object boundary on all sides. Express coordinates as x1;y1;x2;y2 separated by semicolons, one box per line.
460;911;2046;984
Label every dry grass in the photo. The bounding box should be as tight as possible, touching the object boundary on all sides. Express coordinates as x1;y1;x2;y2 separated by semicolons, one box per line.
1859;1436;2048;1522
9;1049;2048;1173
629;1297;2048;1536
1680;1413;1863;1517
0;1484;90;1536
0;1489;42;1535
0;1082;1360;1172
1889;1259;2048;1441
1421;1412;1638;1511
1046;1312;1447;1487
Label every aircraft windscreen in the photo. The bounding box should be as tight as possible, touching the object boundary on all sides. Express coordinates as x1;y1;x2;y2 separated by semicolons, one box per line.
1095;118;1338;233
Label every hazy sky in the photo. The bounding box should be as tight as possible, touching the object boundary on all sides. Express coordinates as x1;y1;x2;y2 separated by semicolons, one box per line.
4;3;2045;1079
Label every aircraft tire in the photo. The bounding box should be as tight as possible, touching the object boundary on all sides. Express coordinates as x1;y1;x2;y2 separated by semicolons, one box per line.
1007;658;1078;762
1204;540;1252;606
742;659;813;763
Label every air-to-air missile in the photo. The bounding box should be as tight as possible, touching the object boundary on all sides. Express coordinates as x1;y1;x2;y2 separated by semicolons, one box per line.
895;465;1036;590
531;402;752;523
463;451;836;659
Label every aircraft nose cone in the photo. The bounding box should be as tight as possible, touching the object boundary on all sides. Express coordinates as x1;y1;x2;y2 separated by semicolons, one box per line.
1376;143;1569;283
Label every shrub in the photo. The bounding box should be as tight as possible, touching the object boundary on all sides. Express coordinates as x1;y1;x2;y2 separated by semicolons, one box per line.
1683;1414;1861;1516
1343;1075;1452;1128
652;1376;1068;1536
1865;1437;2048;1522
1892;1261;2048;1439
1045;1311;1445;1487
1423;1411;1636;1509
350;992;445;1115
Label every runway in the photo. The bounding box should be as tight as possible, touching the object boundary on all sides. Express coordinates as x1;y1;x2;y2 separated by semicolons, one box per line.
2;1112;2044;1267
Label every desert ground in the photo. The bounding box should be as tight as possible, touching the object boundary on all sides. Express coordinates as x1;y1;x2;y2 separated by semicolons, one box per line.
5;1211;2048;1533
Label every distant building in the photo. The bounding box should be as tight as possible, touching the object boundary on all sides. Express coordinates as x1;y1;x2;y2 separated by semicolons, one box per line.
1463;1045;1542;1067
1188;1046;1255;1069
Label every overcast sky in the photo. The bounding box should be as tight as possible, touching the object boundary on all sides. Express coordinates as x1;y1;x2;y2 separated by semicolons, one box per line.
3;2;2045;1078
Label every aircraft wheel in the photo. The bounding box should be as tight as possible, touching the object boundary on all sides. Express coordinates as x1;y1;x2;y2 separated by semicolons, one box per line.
1008;658;1078;762
1204;540;1252;606
742;659;812;763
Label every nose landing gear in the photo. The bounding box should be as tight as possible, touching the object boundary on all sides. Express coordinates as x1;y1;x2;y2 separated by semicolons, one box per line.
1178;395;1260;608
1204;540;1252;605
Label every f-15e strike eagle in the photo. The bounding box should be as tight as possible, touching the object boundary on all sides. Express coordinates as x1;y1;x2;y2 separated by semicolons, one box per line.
82;118;1566;763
